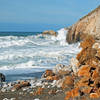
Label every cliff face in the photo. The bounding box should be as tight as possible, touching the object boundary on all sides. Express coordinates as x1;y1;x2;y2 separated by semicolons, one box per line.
67;5;100;43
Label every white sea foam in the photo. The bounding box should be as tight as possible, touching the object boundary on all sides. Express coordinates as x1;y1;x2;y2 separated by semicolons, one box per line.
56;28;68;45
0;29;81;79
51;28;68;46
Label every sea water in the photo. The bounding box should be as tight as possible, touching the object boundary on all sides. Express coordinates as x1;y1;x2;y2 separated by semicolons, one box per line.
0;28;81;82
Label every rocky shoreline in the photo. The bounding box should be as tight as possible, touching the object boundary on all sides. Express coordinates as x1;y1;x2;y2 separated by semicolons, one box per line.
1;5;100;100
1;34;100;100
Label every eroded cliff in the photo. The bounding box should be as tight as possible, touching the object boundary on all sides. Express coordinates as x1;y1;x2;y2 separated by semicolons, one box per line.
67;5;100;43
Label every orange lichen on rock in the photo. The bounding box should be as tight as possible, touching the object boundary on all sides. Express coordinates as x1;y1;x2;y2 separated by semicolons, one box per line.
11;81;30;91
78;65;91;77
90;93;99;99
62;76;74;89
75;77;89;88
93;77;100;88
48;90;56;95
58;70;70;76
92;70;99;80
65;34;100;99
80;35;95;49
43;69;55;78
81;86;92;94
34;87;44;95
96;48;100;58
76;48;97;64
46;75;59;81
85;57;99;68
65;88;79;100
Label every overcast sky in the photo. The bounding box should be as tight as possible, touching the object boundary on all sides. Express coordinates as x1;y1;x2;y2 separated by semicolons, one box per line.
0;0;99;32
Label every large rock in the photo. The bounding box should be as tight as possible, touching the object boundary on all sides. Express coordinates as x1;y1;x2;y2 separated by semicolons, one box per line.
66;6;100;43
70;58;80;74
42;30;57;36
0;73;5;82
53;64;71;75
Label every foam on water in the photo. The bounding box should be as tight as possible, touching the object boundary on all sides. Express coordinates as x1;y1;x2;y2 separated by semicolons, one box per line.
0;29;81;81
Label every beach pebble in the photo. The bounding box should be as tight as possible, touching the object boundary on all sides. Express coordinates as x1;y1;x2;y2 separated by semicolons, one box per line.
10;98;16;100
19;92;23;95
34;98;40;100
2;83;8;88
1;88;6;92
3;98;16;100
3;98;8;100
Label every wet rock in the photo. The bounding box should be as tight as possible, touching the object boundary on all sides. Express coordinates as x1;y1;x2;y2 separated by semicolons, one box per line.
0;73;5;82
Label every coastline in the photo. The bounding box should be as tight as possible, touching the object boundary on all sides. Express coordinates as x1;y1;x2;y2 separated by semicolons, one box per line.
0;5;100;100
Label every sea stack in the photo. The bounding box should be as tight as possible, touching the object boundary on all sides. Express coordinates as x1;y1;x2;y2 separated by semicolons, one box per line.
67;5;100;43
42;30;57;36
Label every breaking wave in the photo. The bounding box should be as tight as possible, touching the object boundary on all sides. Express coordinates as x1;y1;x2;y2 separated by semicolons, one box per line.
0;28;81;77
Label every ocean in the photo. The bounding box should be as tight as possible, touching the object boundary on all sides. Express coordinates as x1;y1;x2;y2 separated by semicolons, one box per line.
0;28;81;82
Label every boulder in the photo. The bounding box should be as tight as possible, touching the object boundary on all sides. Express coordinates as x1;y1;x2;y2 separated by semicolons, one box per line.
76;48;97;65
65;88;79;100
62;76;74;89
0;73;5;82
70;58;80;75
46;75;59;81
53;64;71;75
42;30;57;36
66;6;100;43
92;42;100;50
41;70;55;78
65;32;100;99
90;93;99;99
77;65;91;77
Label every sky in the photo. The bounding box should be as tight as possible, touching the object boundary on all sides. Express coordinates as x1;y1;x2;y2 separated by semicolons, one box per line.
0;0;100;32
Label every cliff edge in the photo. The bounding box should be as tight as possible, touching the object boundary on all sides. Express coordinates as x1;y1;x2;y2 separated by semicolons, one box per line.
67;5;100;43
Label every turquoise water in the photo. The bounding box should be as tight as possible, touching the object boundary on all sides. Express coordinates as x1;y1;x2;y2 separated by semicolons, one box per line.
0;29;80;81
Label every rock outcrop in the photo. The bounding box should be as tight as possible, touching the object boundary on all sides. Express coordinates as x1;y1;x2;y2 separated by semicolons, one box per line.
65;36;100;100
42;30;57;36
67;5;100;43
0;73;5;82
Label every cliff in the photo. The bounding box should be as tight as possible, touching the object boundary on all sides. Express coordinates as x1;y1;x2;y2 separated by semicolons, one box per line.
67;5;100;43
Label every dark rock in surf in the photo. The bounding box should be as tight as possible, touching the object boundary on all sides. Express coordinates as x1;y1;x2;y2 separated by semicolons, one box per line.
0;73;5;82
